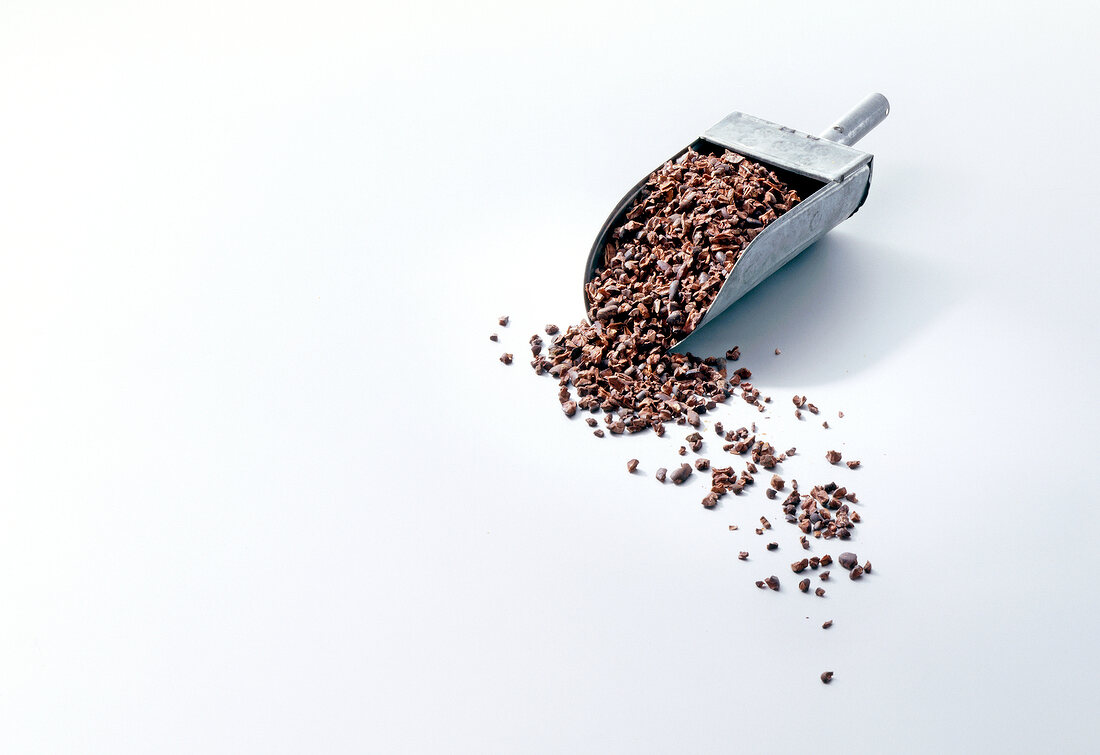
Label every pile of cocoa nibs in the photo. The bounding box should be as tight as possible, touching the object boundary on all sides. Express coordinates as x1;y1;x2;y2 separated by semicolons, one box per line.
527;148;801;433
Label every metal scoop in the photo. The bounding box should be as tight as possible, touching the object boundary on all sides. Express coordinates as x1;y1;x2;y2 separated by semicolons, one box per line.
583;93;889;350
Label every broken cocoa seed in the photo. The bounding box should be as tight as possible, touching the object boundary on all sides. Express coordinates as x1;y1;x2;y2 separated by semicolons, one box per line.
838;552;858;571
820;671;834;684
499;353;513;365
822;620;833;629
798;578;810;592
498;315;509;327
765;576;780;591
825;450;842;464
815;587;826;597
739;551;749;560
656;467;667;483
847;460;861;469
627;459;639;473
850;564;864;580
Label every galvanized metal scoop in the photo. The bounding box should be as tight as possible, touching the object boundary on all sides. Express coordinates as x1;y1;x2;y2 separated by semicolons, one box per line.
583;93;889;349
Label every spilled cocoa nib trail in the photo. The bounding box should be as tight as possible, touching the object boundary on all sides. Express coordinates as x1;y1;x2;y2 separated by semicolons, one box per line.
498;144;878;685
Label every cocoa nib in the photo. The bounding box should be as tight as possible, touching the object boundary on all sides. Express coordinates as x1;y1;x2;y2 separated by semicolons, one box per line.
498;315;509;327
765;576;780;591
798;578;810;592
838;552;858;570
820;671;834;684
822;620;833;629
499;353;513;365
847;460;861;469
626;459;639;473
669;463;693;485
825;450;842;464
655;467;667;483
738;551;749;560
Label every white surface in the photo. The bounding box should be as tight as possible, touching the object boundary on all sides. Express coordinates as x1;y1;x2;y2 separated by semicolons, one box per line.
1;1;1099;752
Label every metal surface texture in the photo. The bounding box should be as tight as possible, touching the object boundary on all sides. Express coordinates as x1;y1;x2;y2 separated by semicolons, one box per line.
583;95;889;349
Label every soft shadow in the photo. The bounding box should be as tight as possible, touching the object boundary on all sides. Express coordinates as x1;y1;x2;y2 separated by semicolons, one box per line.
675;232;966;386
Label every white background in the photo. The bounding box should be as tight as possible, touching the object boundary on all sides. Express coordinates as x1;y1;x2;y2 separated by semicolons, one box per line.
2;1;1099;752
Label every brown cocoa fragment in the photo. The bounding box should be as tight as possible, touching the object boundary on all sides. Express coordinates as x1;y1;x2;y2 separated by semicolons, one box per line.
739;551;749;560
500;353;513;365
792;395;805;408
800;536;809;550
819;554;833;567
774;348;781;355
702;493;718;508
864;561;872;573
489;333;498;342
498;315;509;327
626;459;639;473
820;570;830;581
593;429;604;438
822;620;833;629
755;580;766;589
791;558;809;573
847;460;861;469
669;463;693;484
820;671;834;684
765;576;780;591
838;552;858;570
760;516;771;529
822;421;829;429
586;417;598;427
850;564;864;580
656;467;667;483
798;578;810;592
562;401;577;417
825;450;842;464
766;542;778;551
726;347;740;361
765;488;777;500
545;324;559;335
755;528;763;535
807;403;819;415
695;458;710;471
815;587;826;597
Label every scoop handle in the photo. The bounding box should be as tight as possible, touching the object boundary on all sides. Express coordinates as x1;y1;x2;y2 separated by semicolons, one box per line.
820;93;890;146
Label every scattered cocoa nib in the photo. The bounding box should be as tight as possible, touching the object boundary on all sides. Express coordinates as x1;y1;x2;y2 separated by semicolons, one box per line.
786;447;796;456
765;576;780;591
798;578;810;592
822;421;829;429
627;459;639;473
766;542;778;550
728;525;739;531
726;347;740;361
820;671;834;684
500;353;513;365
838;411;844;418
695;458;711;471
656;467;667;482
850;564;864;580
770;475;785;491
714;422;724;436
765;488;777;500
669;463;693;484
864;561;872;573
792;395;805;408
807;403;819;414
498;315;509;327
586;417;598;427
822;620;833;629
838;552;858;570
702;493;719;508
825;450;842;464
819;554;833;566
760;516;772;529
847;460;861;469
755;580;766;589
774;348;781;355
820;571;830;581
678;446;687;456
800;536;809;550
562;401;577;417
755;528;763;535
739;551;749;560
593;429;605;438
791;558;809;573
489;333;498;342
545;324;559;335
815;587;826;597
